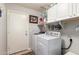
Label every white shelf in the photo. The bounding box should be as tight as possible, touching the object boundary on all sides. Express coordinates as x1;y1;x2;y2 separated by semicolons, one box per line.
46;16;79;24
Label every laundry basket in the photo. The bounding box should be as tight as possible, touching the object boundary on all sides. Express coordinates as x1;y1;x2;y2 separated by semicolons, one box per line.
11;48;33;55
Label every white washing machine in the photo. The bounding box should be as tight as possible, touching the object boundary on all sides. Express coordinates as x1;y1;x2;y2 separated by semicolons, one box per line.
32;31;61;55
37;34;61;55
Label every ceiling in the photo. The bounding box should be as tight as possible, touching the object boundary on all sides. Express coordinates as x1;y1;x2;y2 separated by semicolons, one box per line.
14;3;53;12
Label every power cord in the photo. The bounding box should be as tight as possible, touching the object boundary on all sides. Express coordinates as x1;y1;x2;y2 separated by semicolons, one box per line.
62;39;72;50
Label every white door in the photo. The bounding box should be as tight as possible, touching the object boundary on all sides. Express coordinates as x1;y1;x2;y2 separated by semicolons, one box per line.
7;10;29;54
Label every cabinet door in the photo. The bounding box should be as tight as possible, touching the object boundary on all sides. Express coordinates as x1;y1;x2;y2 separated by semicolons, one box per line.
68;3;73;17
47;5;57;22
72;3;77;16
76;3;79;16
57;3;69;21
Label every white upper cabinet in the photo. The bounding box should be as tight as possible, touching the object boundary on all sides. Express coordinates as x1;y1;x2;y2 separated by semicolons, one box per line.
47;3;79;23
56;3;69;20
47;5;57;23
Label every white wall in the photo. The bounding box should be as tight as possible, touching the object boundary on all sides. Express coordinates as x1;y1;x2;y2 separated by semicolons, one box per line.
61;19;79;54
6;4;41;48
0;4;7;54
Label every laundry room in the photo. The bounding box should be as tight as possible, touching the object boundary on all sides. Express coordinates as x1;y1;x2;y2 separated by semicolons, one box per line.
0;3;79;55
